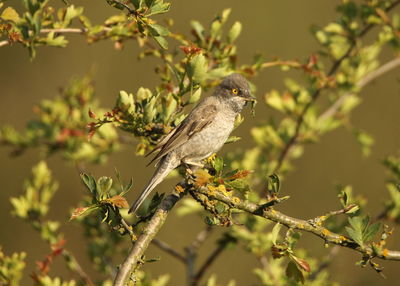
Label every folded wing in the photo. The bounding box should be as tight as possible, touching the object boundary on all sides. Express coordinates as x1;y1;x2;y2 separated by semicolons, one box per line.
146;103;217;166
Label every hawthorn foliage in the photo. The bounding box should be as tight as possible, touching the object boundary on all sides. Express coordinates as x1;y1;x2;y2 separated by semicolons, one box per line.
1;0;400;285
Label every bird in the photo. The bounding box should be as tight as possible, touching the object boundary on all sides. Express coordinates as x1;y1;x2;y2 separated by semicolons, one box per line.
128;73;254;214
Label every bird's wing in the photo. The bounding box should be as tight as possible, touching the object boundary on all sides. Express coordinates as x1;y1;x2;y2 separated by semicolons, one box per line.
145;126;178;158
147;102;217;166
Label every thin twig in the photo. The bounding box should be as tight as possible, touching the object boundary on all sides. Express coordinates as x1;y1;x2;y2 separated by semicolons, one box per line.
190;226;213;251
259;255;282;286
41;28;88;34
62;250;94;286
319;57;400;121
122;215;186;263
309;245;340;280
120;217;134;236
261;60;302;69
110;0;138;16
184;225;214;286
185;247;196;286
273;0;400;172
152;239;186;263
113;192;184;286
324;203;357;217
191;243;225;286
197;187;400;261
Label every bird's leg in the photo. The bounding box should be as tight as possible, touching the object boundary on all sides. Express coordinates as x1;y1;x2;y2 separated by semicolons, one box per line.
182;159;204;170
182;159;204;179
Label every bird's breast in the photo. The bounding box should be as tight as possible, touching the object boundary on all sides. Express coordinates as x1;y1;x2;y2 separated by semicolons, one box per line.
178;111;236;161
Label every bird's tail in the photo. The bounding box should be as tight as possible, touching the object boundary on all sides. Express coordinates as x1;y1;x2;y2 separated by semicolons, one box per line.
128;155;178;214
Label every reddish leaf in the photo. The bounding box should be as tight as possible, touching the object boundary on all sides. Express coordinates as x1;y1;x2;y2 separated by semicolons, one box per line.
70;206;90;220
51;238;66;254
179;44;202;55
292;256;311;272
56;128;71;142
229;170;253;180
88;109;97;119
70;129;84;137
88;129;96;140
108;195;129;208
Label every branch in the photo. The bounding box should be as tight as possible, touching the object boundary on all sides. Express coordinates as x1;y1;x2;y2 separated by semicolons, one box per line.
273;0;400;172
113;193;183;286
261;60;302;69
196;187;400;261
184;225;213;285
0;27;112;48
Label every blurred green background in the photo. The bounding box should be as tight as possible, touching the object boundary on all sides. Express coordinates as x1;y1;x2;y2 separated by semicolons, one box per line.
1;0;400;285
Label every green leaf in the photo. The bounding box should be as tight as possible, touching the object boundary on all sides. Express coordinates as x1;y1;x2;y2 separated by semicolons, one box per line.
0;248;26;285
346;216;368;246
225;179;250;195
354;129;374;157
61;5;84;28
1;7;20;23
130;0;144;9
345;226;363;246
188;53;208;82
225;136;241;144
190;20;205;43
104;14;127;25
189;87;202;104
205;216;220;226
271;223;282;244
346;216;379;246
148;23;170;37
147;0;171;16
44;32;68;47
266;173;280;194
80;173;97;195
286;261;305;283
214;202;227;214
116;90;135;113
153;36;168;49
364;222;381;243
10;161;58;220
212;156;224;175
340;94;361;113
227;21;242;43
97;176;113;196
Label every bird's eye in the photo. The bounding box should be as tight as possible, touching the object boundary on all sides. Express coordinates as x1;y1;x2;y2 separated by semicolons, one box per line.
231;88;238;95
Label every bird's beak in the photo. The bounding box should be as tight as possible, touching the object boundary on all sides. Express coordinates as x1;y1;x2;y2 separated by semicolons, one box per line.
242;90;256;102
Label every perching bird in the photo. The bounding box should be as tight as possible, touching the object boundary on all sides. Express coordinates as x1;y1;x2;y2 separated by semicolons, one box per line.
128;73;254;214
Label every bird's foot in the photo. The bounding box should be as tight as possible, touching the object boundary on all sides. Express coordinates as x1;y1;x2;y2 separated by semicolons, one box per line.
206;153;217;163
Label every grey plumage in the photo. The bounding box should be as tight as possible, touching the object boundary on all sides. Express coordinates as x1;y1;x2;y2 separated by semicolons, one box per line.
129;73;253;214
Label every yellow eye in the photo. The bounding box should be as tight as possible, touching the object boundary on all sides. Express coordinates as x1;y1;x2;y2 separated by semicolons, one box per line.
231;88;238;95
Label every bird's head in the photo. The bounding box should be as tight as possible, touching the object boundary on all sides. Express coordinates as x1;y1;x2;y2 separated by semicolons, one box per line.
216;73;255;112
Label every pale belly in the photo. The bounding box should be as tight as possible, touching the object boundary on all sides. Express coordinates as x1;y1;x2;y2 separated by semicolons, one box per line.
175;115;234;162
